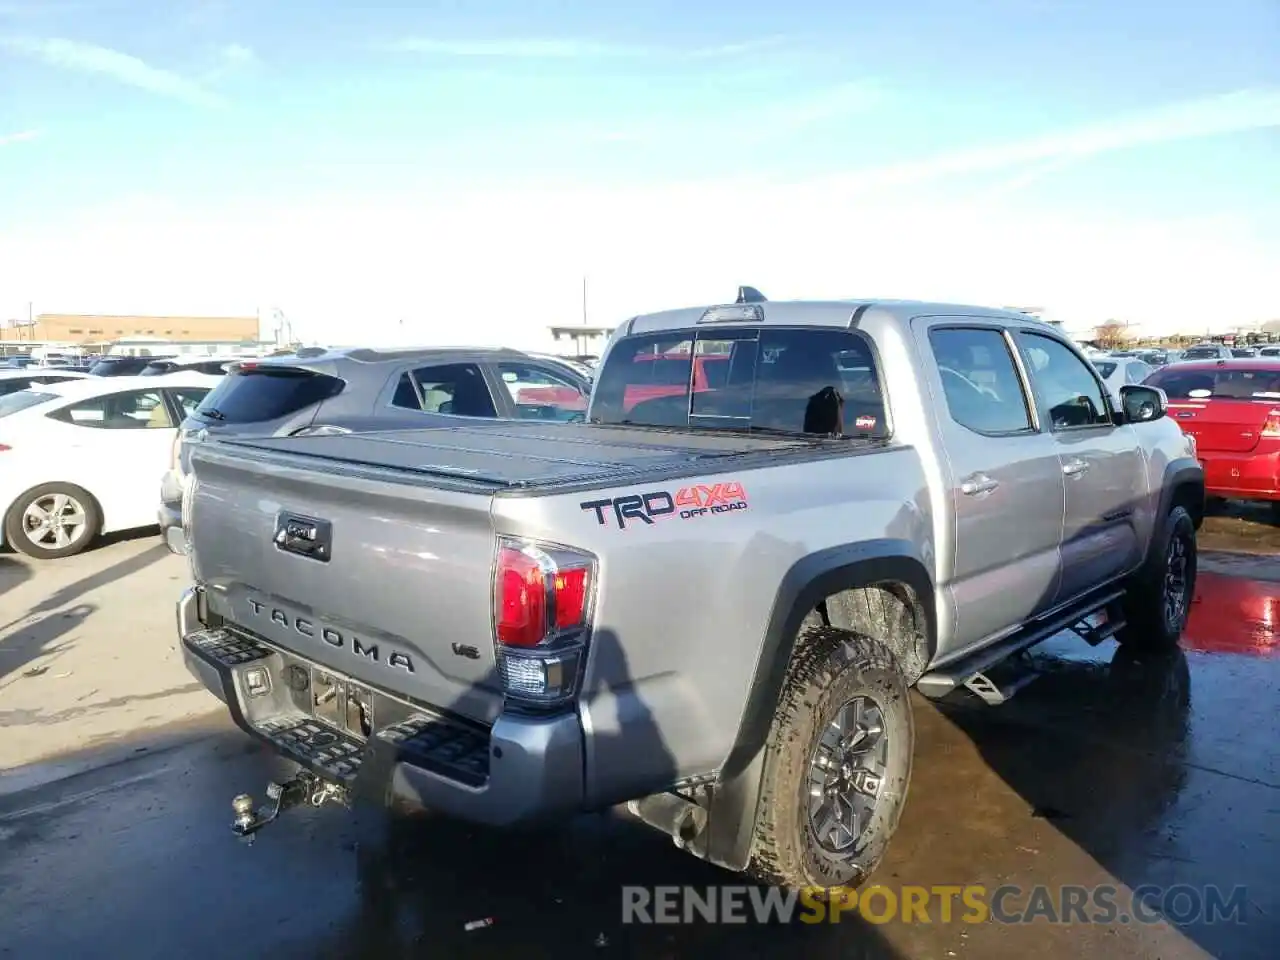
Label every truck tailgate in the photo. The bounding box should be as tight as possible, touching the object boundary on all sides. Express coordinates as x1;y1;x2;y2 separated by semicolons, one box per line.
186;439;504;724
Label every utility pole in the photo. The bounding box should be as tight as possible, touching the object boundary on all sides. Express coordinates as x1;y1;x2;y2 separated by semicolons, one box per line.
582;276;588;326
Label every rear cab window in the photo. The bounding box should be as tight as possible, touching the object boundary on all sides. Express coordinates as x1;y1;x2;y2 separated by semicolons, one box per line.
193;365;345;424
589;327;888;438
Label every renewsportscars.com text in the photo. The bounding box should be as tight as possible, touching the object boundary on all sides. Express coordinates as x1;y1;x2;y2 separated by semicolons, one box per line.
621;884;1249;926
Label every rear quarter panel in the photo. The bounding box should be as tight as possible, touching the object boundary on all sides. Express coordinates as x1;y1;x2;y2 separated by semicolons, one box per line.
491;446;932;807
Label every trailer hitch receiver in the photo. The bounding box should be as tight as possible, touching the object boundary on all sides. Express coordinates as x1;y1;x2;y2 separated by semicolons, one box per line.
230;770;347;841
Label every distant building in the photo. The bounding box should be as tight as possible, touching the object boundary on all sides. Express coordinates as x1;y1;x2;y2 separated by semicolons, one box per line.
0;313;259;345
547;324;616;358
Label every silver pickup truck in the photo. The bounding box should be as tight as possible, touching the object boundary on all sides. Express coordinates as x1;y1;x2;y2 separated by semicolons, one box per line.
176;294;1203;892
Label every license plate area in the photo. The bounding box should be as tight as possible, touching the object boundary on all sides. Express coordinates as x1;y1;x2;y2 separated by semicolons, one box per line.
307;668;374;742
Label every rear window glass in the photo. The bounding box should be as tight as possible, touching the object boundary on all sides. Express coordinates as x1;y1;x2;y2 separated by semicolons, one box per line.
1093;361;1118;378
1146;367;1280;400
590;327;887;437
193;367;345;423
140;361;178;376
90;357;155;376
0;390;55;417
1180;347;1222;360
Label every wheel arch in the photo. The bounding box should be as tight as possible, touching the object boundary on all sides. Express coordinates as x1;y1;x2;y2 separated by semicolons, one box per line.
1156;457;1205;539
697;539;935;873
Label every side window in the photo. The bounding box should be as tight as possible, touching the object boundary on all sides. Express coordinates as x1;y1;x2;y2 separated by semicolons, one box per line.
1126;362;1152;384
0;378;32;396
495;362;588;421
166;387;211;418
928;328;1034;434
1016;333;1111;429
50;390;172;429
398;363;496;418
391;373;421;410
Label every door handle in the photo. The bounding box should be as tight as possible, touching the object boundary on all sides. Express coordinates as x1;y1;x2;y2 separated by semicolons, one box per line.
1062;458;1090;478
960;474;1000;496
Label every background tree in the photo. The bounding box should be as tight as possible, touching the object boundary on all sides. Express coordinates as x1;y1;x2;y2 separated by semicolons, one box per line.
1095;320;1129;349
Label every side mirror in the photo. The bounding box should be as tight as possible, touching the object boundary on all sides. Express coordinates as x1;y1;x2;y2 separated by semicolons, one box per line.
1119;384;1167;424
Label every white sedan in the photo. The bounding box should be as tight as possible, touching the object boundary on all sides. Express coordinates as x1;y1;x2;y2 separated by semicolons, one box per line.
1093;356;1154;400
0;372;219;559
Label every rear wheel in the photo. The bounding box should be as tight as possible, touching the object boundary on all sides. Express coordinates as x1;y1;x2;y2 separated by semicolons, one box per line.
4;483;102;559
1115;505;1196;652
747;626;914;891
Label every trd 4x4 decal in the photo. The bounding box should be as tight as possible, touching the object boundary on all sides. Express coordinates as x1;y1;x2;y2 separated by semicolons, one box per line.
581;482;749;530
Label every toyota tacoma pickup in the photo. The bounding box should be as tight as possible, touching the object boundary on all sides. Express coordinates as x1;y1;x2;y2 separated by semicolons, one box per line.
176;293;1203;891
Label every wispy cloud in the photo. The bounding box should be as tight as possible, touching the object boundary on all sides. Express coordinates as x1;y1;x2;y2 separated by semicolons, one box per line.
1;36;226;107
819;87;1280;194
389;35;785;60
200;41;257;82
219;42;254;66
583;80;885;146
0;128;40;146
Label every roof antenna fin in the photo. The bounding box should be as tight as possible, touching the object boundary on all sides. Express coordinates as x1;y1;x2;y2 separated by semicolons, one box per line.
735;286;767;304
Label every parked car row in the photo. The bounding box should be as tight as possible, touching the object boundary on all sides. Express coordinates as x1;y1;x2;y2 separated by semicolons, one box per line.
156;346;594;553
0;346;595;560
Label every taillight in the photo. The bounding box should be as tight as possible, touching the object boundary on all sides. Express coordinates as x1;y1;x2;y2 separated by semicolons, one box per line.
1263;410;1280;438
493;537;596;708
0;443;10;452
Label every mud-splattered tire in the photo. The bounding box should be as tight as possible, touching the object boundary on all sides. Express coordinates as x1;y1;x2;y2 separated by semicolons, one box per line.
746;626;913;892
1115;505;1197;653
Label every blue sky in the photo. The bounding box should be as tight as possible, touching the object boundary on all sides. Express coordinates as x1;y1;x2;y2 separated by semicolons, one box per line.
1;0;1278;346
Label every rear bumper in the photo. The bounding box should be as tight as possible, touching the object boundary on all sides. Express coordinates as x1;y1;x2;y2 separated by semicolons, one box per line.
1200;450;1280;501
176;586;585;826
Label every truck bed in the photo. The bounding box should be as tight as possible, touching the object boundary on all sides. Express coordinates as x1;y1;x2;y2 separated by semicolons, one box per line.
217;421;834;492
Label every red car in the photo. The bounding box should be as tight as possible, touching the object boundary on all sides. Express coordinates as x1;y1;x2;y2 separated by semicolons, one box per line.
1144;358;1280;514
621;352;729;411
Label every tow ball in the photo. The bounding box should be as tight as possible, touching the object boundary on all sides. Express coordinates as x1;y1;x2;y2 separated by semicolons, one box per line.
230;770;347;841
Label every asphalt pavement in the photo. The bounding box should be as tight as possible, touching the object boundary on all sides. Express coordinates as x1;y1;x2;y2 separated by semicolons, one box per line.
1;625;1276;958
0;514;1278;959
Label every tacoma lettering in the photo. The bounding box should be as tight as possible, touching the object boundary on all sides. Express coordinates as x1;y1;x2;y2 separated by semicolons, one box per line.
245;598;414;673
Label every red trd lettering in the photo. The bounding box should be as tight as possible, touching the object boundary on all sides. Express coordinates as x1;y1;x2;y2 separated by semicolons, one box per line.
675;487;701;508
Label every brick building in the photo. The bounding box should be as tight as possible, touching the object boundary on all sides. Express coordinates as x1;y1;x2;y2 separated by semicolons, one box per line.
1;313;260;345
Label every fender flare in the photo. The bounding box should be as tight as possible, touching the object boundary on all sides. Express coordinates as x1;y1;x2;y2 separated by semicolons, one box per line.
700;539;936;872
1154;456;1205;539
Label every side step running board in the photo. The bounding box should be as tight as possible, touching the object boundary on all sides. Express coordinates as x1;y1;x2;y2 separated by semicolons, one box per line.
917;589;1126;703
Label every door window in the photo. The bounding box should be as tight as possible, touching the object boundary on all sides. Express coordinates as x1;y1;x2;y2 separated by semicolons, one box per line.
928;328;1034;434
495;362;588;421
49;390;173;429
166;387;212;418
1016;333;1112;429
391;363;497;417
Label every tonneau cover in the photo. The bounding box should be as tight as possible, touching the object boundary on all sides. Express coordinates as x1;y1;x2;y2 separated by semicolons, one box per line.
219;421;813;488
